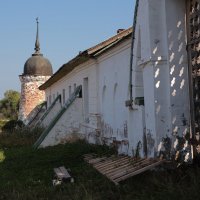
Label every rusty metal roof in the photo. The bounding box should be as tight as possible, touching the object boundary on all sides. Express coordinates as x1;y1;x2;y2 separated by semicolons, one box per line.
39;27;132;90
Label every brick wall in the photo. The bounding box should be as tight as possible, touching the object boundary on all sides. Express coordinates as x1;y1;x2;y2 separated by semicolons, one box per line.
18;75;50;124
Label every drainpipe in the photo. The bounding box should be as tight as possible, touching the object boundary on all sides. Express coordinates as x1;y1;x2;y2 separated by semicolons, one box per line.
126;0;140;108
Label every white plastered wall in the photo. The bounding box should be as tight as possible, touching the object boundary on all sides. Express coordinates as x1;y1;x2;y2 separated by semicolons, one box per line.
129;0;190;157
40;98;83;147
43;40;132;154
96;39;131;154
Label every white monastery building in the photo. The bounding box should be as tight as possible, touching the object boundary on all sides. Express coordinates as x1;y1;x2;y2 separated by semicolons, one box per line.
20;0;200;161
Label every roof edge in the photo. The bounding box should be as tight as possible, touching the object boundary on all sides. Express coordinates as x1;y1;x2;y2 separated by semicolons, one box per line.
39;52;90;90
39;27;133;90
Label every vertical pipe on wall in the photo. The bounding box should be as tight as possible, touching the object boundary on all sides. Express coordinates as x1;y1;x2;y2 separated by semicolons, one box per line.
127;0;140;108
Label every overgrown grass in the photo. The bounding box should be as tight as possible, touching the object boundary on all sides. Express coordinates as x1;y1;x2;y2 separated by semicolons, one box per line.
0;131;200;199
0;127;43;148
0;119;8;130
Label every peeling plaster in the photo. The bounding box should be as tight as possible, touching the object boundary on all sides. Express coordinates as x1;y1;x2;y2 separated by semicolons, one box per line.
146;133;155;156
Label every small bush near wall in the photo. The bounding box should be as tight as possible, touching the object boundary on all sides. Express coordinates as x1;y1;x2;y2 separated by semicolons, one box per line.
1;120;24;133
0;120;8;131
0;126;44;148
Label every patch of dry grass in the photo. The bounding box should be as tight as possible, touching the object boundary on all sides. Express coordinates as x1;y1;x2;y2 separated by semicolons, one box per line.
0;127;43;148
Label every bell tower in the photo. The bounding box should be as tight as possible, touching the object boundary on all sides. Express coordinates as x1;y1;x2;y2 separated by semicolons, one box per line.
18;18;53;124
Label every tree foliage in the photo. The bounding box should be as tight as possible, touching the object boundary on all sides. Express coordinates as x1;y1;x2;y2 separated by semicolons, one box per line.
0;90;20;120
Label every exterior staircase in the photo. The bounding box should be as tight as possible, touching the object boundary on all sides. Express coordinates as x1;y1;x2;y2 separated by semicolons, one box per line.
34;94;61;128
27;102;47;127
33;85;82;148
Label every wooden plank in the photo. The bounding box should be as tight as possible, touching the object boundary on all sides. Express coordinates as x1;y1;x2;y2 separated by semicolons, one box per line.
125;158;153;170
54;166;71;180
101;159;142;175
95;157;130;171
95;157;128;170
88;157;107;164
84;153;96;158
98;158;147;175
94;158;119;169
109;159;157;180
96;158;145;174
59;166;71;179
97;159;132;175
93;156;122;167
93;155;118;167
84;154;123;166
99;161;132;175
83;154;96;161
106;165;135;179
84;154;164;185
114;160;164;183
54;168;62;178
106;163;138;177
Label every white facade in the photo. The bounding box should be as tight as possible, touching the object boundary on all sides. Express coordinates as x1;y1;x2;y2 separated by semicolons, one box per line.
128;0;190;157
37;0;192;160
42;39;131;154
40;98;84;147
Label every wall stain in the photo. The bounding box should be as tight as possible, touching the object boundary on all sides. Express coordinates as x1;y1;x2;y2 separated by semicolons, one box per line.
146;132;155;156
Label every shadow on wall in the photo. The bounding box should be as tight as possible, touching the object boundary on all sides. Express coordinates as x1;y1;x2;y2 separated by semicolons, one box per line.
152;16;191;162
26;102;46;126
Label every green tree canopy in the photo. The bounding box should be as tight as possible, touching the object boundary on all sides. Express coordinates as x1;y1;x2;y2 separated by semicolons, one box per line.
0;90;20;120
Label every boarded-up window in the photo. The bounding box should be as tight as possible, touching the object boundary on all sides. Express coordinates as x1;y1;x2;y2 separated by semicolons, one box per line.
69;86;72;96
49;95;52;105
62;89;66;104
46;96;49;107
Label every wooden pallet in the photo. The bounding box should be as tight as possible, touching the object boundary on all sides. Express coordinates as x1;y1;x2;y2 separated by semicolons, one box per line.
84;154;164;185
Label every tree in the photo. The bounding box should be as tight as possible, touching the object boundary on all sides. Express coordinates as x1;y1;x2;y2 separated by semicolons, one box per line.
0;90;20;120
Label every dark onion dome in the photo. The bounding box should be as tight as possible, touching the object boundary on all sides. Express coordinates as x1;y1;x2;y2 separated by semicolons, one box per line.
24;54;53;76
23;18;53;76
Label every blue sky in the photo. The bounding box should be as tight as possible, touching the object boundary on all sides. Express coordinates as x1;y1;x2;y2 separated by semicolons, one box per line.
0;0;135;98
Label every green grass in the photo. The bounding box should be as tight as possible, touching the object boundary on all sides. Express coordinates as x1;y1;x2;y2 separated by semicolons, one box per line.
0;133;200;200
0;127;43;148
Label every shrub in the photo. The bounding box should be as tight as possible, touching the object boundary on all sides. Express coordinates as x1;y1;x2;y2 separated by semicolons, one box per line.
0;120;8;130
1;120;24;133
0;126;44;148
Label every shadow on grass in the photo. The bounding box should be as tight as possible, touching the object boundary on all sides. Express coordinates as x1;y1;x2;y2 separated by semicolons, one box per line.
0;140;119;200
0;127;44;148
0;140;200;200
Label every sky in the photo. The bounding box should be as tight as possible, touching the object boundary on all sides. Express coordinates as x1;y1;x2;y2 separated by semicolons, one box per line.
0;0;135;99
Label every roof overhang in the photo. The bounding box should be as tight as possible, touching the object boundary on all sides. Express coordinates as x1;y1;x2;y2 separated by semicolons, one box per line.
39;52;90;90
39;27;132;90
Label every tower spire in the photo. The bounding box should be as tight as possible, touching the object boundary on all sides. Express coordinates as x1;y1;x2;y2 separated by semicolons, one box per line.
34;17;41;55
